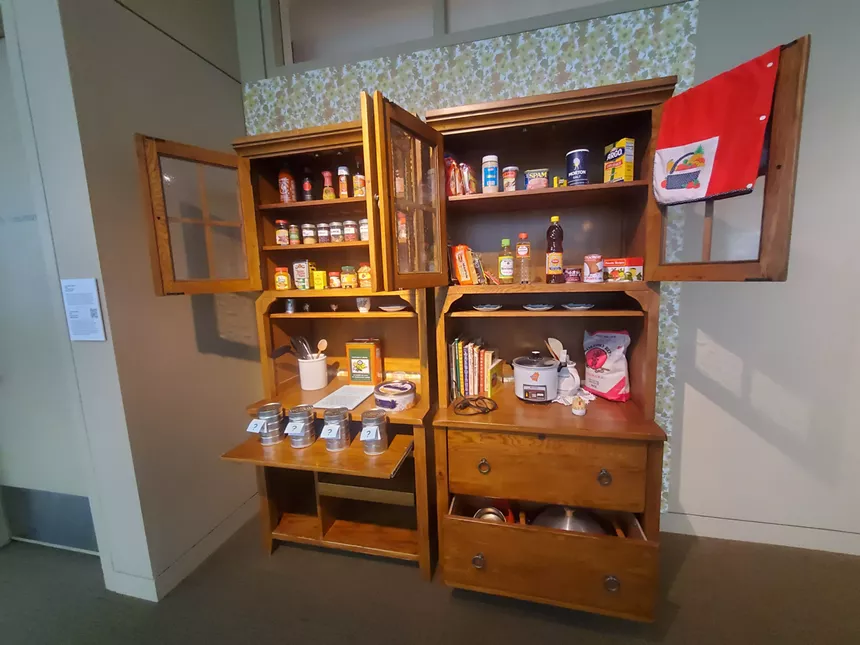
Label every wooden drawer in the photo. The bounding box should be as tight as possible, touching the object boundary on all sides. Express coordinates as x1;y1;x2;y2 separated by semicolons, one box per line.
447;430;647;512
442;498;658;621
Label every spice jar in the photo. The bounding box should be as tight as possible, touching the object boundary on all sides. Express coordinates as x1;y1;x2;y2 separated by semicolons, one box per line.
321;171;335;200
337;166;350;198
316;222;331;244
288;223;301;245
286;404;316;449
360;409;389;455
343;220;359;242
328;271;342;288
322;407;350;452
482;155;500;193
274;220;290;245
274;267;291;291
359;218;369;241
341;265;357;289
329;221;344;243
257;402;284;446
301;223;317;244
358;263;372;289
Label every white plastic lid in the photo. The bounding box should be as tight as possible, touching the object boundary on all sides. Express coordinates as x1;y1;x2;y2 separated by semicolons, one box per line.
566;149;590;155
482;155;499;163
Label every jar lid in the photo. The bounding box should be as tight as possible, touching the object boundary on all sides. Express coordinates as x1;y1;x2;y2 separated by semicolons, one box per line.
361;408;387;425
503;166;519;172
343;220;357;225
482;155;498;162
359;218;368;224
518;232;528;239
329;221;343;226
301;222;316;228
337;166;349;175
359;262;370;268
328;270;341;276
275;219;288;225
288;404;314;420
566;149;590;155
513;354;559;369
324;406;349;421
341;265;355;271
257;402;283;418
317;222;330;228
275;267;289;272
550;215;560;222
501;238;510;246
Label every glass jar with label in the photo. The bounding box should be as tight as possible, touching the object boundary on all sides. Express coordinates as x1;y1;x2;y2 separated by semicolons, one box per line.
301;223;317;244
274;267;291;291
358;263;372;289
359;218;369;241
343;220;359;242
328;271;341;288
288;224;301;245
341;265;357;289
360;409;388;455
287;404;315;449
275;220;290;245
316;222;331;244
329;221;344;243
322;407;350;452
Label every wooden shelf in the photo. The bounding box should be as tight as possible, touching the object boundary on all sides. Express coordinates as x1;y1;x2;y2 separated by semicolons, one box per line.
262;241;369;251
272;513;321;544
448;282;652;295
322;520;419;561
259;196;366;211
271;311;415;319
449;309;644;318
447;181;648;214
265;288;409;299
222;433;414;479
433;383;665;442
245;375;430;426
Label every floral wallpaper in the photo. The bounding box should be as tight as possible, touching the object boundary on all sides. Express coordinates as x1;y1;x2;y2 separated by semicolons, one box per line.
244;1;699;510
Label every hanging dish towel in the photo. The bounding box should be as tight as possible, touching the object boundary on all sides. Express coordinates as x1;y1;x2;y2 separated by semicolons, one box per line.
653;47;780;205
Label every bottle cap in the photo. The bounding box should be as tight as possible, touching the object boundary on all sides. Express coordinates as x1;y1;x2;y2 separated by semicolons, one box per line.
518;232;528;239
501;238;510;246
337;166;349;175
275;267;289;272
275;219;288;225
550;215;560;222
482;155;499;163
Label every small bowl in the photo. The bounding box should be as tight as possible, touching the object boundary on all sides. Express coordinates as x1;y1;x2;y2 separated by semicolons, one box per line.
379;305;407;312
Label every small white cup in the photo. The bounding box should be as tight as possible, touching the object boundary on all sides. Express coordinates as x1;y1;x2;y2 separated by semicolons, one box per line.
298;354;328;391
356;297;370;313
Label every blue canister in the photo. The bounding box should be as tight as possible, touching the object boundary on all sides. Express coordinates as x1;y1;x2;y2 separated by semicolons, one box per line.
285;299;296;314
481;155;499;193
566;149;589;186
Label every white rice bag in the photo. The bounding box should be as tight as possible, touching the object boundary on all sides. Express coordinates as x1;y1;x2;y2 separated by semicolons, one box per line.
583;330;631;402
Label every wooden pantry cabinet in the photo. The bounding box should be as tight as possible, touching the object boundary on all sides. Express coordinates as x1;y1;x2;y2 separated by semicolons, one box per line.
134;35;808;617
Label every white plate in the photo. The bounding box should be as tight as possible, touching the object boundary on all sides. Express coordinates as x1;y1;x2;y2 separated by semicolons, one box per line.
473;304;502;311
561;303;595;310
523;304;554;311
379;305;407;312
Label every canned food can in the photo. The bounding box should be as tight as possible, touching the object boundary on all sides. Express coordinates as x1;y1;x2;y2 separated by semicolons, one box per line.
566;149;590;186
524;168;548;190
285;299;296;314
502;166;519;192
583;254;604;283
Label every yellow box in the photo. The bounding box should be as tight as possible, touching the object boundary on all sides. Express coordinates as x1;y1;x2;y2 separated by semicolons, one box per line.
604;138;635;183
312;270;327;290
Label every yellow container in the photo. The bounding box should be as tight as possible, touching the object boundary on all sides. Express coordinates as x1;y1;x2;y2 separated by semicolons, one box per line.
604;138;635;183
312;270;327;290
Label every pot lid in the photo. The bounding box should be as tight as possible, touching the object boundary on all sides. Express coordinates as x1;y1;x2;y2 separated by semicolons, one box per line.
513;352;559;369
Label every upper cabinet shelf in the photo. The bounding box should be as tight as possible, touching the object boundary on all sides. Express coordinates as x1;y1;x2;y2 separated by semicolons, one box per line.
259;196;366;211
448;283;652;295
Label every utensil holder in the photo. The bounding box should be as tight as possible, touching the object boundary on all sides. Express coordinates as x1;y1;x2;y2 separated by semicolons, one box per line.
298;354;328;391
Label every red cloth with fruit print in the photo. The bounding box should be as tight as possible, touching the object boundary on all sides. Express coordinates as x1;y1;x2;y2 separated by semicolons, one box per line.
653;47;780;205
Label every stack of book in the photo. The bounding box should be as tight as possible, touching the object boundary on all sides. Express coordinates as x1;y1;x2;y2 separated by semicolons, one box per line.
449;338;503;399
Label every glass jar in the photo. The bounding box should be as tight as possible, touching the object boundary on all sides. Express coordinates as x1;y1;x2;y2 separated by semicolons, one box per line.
288;224;301;245
360;409;389;455
274;267;291;291
301;223;317;244
358;263;372;289
329;221;344;243
322;407;350;452
359;218;369;241
343;220;359;242
341;265;357;289
286;404;316;449
316;222;331;244
328;271;342;288
275;219;290;246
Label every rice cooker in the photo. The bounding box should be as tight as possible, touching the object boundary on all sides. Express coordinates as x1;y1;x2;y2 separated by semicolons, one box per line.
513;351;560;402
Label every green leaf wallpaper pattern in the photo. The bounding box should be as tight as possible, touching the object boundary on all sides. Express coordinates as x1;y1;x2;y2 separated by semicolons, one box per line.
244;1;700;510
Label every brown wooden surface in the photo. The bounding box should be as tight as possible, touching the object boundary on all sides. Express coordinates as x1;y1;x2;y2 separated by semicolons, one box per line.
256;292;279;397
442;509;658;621
434;385;664;442
256;467;279;554
446;430;648;511
448;180;648;214
135;135;166;296
271;512;321;543
640;441;664;541
258;196;365;210
222;434;414;479
448;309;644;318
316;482;415;506
270;311;415;319
626;286;659;419
261;287;411;299
412;423;433;579
446;282;652;298
426;77;676;134
359;91;384;292
262;241;369;252
322;520;419;561
233;120;364;158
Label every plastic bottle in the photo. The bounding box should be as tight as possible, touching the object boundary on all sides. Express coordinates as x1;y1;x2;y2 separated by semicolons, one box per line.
498;238;514;284
545;215;564;284
515;232;531;284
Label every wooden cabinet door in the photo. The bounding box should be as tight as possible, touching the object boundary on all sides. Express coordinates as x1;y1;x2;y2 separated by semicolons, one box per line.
645;36;809;282
369;92;448;290
136;135;262;295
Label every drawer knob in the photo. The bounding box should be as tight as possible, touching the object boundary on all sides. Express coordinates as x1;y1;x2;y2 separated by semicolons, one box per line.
477;458;491;475
604;575;621;593
597;468;613;486
472;553;485;569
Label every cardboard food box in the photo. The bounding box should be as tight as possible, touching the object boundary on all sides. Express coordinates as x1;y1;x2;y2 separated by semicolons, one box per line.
345;339;384;385
292;260;316;290
604;138;635;183
604;257;644;282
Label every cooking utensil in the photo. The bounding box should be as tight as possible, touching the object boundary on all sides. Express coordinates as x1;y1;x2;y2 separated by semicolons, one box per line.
532;506;605;534
316;339;328;356
512;351;560;402
290;336;312;359
547;337;564;361
473;507;507;523
545;340;559;361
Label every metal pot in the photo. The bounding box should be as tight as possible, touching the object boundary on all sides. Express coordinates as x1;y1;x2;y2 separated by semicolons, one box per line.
532;506;605;534
473;507;507;523
512;351;560;402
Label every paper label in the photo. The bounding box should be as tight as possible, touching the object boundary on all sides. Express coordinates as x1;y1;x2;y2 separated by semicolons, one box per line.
320;424;341;439
60;278;106;342
246;419;267;434
284;422;304;436
360;426;380;441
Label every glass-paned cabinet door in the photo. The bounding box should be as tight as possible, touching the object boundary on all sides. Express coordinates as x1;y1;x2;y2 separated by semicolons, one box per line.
645;36;809;282
370;92;447;290
136;135;261;295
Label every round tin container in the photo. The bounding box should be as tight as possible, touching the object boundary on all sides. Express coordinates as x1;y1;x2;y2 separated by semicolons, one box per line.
566;149;590;186
287;404;316;449
524;168;549;190
563;266;582;283
473;507;507;523
374;380;417;412
360;408;389;455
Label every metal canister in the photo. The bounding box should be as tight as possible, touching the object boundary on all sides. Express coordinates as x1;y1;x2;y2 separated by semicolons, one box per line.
473;507;507;523
257;402;284;446
323;407;351;452
287;404;316;449
360;408;388;455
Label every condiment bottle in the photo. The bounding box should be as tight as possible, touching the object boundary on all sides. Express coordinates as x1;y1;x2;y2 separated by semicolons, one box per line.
358;263;372;289
482;155;500;193
341;265;357;289
301;173;313;201
274;267;291;290
278;168;296;203
275;220;290;246
498;238;514;284
546;215;564;284
353;159;366;197
321;171;336;200
515;232;531;284
337;166;350;198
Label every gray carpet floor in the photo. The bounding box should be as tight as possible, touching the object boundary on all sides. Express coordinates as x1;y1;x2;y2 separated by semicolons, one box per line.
2;520;859;644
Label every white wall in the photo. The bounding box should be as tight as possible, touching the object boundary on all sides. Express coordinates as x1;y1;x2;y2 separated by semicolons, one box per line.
663;0;860;555
0;37;88;497
447;0;614;32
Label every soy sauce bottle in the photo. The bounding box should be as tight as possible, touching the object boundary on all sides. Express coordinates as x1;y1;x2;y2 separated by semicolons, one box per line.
545;215;564;284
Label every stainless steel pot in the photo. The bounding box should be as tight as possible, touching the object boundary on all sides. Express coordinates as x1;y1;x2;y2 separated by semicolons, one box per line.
532;506;605;534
